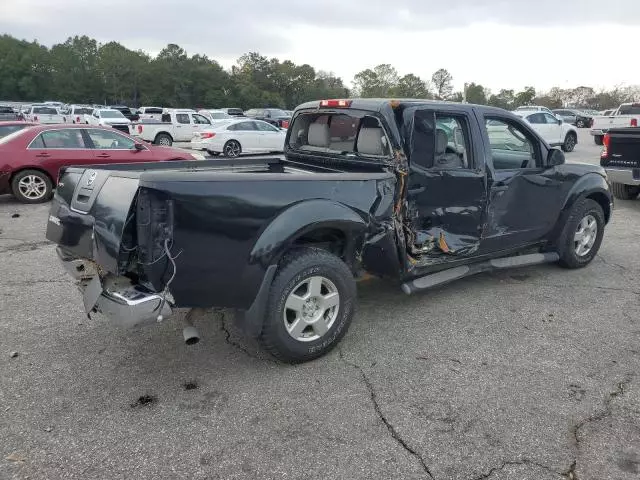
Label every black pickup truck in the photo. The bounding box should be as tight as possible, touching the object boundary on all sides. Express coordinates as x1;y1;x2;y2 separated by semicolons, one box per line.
600;128;640;199
45;99;613;363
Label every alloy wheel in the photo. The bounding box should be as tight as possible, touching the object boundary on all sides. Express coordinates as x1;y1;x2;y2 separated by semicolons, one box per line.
283;275;340;342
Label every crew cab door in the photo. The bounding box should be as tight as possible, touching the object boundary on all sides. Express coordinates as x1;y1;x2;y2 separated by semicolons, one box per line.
404;106;487;258
174;113;193;141
480;113;566;252
190;113;211;138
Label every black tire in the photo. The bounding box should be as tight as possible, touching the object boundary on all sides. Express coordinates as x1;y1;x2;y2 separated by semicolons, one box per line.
557;199;605;269
594;135;603;146
576;119;585;128
223;140;242;158
11;169;54;204
562;132;577;152
260;247;357;363
611;182;640;200
154;133;173;146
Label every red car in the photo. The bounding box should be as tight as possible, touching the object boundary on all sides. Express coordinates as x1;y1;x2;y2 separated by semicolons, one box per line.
0;124;198;203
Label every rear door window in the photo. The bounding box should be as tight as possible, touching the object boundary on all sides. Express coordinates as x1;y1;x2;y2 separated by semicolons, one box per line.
176;114;190;124
32;129;86;149
619;105;640;115
288;112;390;157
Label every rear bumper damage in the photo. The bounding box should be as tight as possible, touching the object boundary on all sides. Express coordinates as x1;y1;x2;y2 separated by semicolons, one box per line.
58;247;172;328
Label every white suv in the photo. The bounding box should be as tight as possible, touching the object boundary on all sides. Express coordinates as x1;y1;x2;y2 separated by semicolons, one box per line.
514;111;579;152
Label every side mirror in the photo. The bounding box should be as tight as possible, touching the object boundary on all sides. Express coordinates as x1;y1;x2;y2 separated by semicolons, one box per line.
548;148;565;166
133;143;145;151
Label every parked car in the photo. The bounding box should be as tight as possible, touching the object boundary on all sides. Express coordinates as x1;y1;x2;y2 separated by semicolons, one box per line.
552;109;593;128
220;108;244;117
129;109;212;146
600;128;640;200
0;105;23;121
67;105;94;124
86;108;132;133
244;108;291;129
198;109;233;123
513;111;578;152
137;106;164;120
590;103;640;145
0;121;36;138
0;124;199;203
514;105;556;116
45;98;612;363
25;105;67;124
191;118;286;157
108;105;140;122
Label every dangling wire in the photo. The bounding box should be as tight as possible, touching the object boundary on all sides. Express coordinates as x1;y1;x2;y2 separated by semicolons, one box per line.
155;238;183;320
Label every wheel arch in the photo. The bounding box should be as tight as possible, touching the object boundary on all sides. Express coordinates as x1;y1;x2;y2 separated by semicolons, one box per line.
249;199;368;271
154;131;173;142
548;173;612;245
10;166;56;186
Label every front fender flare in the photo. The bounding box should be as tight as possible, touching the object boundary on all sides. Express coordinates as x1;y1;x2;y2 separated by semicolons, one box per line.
549;173;612;244
249;199;368;268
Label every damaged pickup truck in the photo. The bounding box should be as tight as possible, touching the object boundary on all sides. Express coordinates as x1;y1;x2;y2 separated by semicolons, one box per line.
46;99;613;363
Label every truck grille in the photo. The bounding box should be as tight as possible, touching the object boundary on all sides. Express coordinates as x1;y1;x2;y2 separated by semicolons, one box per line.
111;124;130;133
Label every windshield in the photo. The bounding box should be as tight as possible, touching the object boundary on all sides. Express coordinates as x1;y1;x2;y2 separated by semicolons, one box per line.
288;112;391;159
33;107;58;115
0;124;29;138
269;109;289;117
100;110;126;119
0;128;30;145
619;105;640;115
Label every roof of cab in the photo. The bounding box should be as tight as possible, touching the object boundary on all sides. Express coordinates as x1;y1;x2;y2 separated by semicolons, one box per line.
294;98;511;116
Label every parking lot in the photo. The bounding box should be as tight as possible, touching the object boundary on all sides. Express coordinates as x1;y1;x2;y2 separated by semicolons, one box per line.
1;128;639;479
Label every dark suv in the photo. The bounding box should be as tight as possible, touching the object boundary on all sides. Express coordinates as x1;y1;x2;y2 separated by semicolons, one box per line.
244;108;291;128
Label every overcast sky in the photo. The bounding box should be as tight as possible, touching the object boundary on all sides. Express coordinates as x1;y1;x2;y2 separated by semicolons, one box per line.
3;0;639;93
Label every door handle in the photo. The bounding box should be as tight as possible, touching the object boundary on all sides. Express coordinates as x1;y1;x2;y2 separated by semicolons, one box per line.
36;153;50;158
492;185;509;192
407;185;425;194
96;153;110;158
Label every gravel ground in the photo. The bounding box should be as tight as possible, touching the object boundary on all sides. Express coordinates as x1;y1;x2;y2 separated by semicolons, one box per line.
1;129;639;480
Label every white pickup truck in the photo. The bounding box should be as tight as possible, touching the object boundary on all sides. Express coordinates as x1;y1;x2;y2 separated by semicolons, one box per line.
25;105;67;124
590;102;640;145
129;109;213;146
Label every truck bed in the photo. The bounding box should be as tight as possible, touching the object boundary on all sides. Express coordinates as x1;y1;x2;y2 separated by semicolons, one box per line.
46;156;397;310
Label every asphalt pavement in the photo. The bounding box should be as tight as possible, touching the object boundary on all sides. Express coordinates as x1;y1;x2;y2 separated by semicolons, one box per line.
1;128;639;479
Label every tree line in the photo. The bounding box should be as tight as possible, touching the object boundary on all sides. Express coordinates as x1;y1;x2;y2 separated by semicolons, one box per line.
1;34;637;111
352;64;639;111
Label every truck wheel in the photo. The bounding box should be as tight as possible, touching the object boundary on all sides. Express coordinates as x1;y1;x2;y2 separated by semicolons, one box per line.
11;169;53;204
557;199;605;269
562;132;577;152
260;247;357;363
611;182;640;200
154;133;173;146
594;135;603;146
223;140;242;158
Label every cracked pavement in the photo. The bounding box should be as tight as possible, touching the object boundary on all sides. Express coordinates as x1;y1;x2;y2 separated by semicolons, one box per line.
1;129;639;479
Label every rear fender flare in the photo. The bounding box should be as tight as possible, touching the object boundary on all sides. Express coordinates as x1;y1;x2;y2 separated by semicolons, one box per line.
549;173;612;244
249;199;368;268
